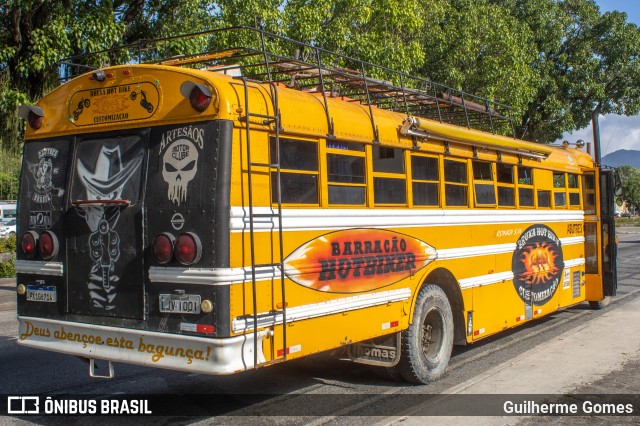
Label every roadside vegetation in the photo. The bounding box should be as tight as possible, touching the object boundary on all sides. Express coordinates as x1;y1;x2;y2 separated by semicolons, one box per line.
0;236;16;278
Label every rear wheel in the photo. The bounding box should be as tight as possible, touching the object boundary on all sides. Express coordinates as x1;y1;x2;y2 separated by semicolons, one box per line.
589;296;611;310
397;284;453;384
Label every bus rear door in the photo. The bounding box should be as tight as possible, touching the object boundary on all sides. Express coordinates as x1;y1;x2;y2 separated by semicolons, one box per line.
66;130;148;319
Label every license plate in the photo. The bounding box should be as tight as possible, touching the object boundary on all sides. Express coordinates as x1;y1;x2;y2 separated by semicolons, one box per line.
26;285;57;303
159;294;201;314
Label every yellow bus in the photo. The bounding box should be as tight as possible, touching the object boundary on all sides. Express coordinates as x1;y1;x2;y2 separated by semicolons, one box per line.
15;27;616;383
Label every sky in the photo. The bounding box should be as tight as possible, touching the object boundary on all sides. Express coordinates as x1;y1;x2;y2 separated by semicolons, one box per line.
559;1;640;156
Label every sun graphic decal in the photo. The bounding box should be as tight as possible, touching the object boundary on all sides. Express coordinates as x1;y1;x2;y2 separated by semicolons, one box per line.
512;225;564;306
518;242;561;285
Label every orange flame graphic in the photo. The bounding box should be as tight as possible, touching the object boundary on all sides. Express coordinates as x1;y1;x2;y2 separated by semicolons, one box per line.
518;242;560;285
283;229;436;293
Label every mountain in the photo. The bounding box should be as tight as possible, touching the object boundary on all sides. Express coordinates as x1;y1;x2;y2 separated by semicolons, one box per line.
602;150;640;168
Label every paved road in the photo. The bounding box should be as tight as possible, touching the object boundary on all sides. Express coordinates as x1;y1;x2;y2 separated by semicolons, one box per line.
1;230;639;424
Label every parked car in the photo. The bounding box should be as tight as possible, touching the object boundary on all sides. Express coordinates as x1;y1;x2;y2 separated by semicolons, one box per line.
0;219;16;237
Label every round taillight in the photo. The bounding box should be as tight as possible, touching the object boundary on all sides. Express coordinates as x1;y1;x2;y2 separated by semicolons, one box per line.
21;231;39;259
174;232;202;265
38;231;59;260
189;86;212;112
28;111;44;130
152;233;175;264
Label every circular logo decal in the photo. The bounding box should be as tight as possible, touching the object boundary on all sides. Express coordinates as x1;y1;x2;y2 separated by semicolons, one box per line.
512;224;564;306
170;212;185;230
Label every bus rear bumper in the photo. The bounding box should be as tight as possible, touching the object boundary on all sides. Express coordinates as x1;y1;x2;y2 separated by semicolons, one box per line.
17;316;267;375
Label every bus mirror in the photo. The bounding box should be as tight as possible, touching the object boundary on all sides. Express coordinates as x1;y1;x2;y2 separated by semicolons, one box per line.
614;169;623;196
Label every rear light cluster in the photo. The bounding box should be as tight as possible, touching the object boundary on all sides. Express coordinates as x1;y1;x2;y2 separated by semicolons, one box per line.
21;230;59;260
180;81;212;112
189;86;211;112
152;232;202;265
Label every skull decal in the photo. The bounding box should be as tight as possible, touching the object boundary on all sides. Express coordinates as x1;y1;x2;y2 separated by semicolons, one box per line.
162;139;199;206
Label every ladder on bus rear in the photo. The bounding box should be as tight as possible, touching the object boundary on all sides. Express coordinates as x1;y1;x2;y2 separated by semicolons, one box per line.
235;72;287;367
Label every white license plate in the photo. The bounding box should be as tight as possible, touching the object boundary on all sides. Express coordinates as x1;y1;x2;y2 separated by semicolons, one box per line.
26;285;57;303
159;294;201;314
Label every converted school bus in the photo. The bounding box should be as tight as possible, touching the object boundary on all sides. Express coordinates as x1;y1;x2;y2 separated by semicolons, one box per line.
15;26;616;383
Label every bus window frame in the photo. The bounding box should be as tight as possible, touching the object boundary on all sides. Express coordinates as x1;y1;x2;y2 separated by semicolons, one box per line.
472;160;496;207
325;140;367;207
270;136;320;206
410;153;440;207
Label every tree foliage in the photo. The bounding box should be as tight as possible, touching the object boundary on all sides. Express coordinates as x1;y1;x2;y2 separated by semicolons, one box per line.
616;165;640;211
1;0;639;153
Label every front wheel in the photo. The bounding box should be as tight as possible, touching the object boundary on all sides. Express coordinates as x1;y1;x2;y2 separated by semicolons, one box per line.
397;284;453;384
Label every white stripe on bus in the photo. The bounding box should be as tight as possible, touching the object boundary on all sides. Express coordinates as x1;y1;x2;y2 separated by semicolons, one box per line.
232;288;412;333
229;207;585;232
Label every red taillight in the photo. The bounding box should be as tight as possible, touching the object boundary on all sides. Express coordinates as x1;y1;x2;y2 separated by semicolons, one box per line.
28;111;44;130
189;86;211;112
175;232;202;265
152;233;175;264
21;231;39;259
38;231;59;260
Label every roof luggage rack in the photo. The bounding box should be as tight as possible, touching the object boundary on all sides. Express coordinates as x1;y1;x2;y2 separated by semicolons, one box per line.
59;26;516;137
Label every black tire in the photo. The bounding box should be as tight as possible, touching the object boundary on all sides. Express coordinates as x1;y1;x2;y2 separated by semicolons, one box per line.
83;99;90;107
589;296;611;310
397;284;454;384
130;92;137;100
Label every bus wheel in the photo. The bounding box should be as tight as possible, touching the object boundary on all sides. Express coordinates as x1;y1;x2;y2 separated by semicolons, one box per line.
589;296;611;310
397;284;453;384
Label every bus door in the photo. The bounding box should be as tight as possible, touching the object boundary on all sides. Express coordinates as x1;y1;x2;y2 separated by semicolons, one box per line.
583;169;617;301
66;130;148;319
599;169;617;296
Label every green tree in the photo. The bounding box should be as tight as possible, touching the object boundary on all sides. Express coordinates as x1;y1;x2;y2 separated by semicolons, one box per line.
0;0;221;153
284;0;427;74
2;0;639;151
495;0;640;142
616;166;640;212
418;0;539;128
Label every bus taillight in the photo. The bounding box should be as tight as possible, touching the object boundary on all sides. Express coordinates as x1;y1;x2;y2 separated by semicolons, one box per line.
38;231;59;260
180;81;212;112
175;232;202;265
18;105;44;130
152;233;175;264
21;231;39;259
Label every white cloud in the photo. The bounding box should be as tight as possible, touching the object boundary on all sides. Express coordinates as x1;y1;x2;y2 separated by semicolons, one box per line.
557;114;640;156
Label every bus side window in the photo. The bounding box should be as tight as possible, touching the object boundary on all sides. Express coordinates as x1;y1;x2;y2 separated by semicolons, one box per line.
538;190;551;208
582;172;596;214
497;163;515;207
373;145;406;205
444;159;468;207
472;160;496;206
567;173;581;208
326;141;366;205
411;155;439;206
270;137;318;204
553;172;567;208
517;166;534;207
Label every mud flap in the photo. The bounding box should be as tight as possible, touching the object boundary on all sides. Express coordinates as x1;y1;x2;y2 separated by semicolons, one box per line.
347;332;401;367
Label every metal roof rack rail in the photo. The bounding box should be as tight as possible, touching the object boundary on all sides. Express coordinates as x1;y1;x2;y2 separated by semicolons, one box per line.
59;25;516;137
